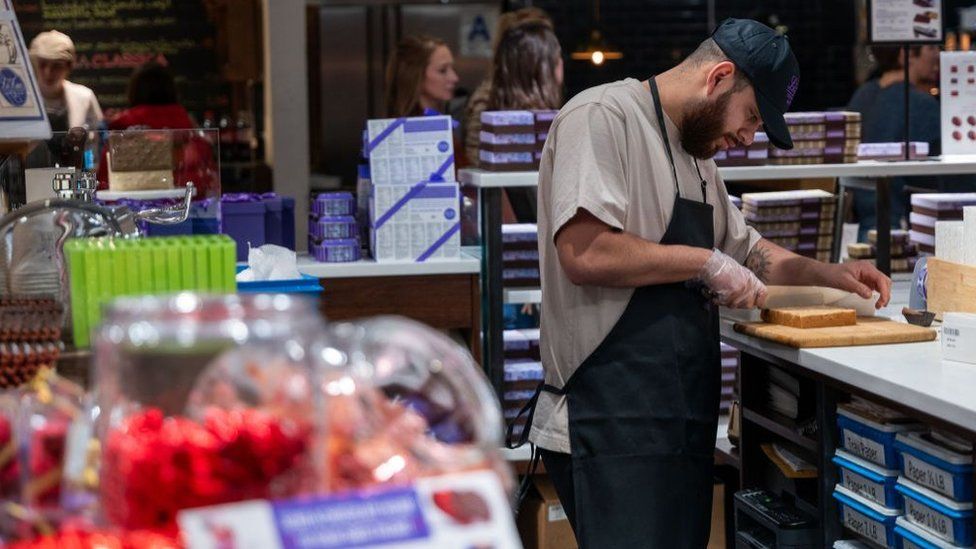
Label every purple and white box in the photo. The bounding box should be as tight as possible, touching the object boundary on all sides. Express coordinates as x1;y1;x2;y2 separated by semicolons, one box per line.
369;181;461;262
365;115;455;186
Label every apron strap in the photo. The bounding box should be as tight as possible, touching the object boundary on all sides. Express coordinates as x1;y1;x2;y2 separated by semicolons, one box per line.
504;382;565;450
649;76;680;198
649;76;709;203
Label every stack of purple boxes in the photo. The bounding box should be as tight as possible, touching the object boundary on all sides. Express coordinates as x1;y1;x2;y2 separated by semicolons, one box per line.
503;328;542;439
309;192;361;263
220;193;296;261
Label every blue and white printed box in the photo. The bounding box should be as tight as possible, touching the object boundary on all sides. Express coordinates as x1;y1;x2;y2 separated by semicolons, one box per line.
897;478;974;547
365;116;455;186
369;181;461;262
834;484;901;548
895;431;974;503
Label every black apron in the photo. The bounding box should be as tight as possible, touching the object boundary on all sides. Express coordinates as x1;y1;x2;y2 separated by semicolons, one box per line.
509;77;721;548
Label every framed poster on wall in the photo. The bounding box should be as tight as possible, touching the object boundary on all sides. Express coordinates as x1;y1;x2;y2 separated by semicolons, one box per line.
868;0;944;44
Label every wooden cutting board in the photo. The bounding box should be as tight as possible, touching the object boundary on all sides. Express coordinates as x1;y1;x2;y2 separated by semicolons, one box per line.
733;317;936;348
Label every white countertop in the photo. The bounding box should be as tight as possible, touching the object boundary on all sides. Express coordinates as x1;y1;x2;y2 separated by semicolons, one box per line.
721;317;976;433
297;252;480;279
458;169;539;188
459;157;976;188
719;155;976;181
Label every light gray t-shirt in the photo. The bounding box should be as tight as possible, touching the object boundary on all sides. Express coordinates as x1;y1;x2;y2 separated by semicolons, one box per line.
529;78;760;453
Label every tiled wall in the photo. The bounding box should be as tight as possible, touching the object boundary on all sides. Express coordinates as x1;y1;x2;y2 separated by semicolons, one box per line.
526;0;857;110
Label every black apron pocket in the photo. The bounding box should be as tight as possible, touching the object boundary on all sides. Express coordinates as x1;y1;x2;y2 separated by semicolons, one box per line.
571;453;715;549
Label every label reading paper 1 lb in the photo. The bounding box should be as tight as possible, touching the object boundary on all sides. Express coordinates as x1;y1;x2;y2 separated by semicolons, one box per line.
844;506;888;546
843;469;883;505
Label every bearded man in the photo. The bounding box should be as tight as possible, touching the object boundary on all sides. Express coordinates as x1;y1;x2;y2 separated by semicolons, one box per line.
512;18;892;548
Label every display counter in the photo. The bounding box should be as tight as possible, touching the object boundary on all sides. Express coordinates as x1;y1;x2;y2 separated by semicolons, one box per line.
297;252;483;361
720;281;976;547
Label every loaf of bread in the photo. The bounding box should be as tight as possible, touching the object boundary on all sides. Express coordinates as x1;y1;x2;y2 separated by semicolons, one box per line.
761;306;857;329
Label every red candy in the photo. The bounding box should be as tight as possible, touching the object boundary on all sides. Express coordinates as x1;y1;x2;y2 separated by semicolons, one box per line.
6;526;180;549
101;408;310;534
0;414;19;498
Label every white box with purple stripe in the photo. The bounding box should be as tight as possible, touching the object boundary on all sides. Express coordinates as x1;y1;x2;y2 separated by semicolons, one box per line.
368;181;461;262
365;115;455;186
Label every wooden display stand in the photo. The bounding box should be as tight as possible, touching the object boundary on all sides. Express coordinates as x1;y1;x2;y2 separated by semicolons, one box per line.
926;258;976;319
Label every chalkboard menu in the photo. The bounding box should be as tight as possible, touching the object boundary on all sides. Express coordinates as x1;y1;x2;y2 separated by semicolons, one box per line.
12;0;227;118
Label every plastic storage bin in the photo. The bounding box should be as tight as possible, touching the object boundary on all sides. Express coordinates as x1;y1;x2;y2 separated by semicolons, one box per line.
838;402;922;469
895;516;973;549
895;431;974;502
835;484;901;547
235;266;322;295
897;479;974;547
834;485;901;548
834;449;903;509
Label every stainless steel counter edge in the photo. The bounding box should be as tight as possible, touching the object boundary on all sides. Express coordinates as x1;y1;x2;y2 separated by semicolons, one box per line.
720;318;976;432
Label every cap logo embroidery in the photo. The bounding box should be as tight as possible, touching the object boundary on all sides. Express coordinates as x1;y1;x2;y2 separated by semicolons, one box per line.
785;75;799;108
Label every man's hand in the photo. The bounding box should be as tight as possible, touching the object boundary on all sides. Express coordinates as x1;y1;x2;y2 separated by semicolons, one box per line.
698;249;768;309
819;260;892;309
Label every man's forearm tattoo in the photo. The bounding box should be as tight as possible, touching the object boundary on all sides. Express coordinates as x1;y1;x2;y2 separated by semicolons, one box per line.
746;244;772;283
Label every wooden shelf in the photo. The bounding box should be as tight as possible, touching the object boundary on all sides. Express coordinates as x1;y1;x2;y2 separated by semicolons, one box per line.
715;437;741;470
742;407;818;452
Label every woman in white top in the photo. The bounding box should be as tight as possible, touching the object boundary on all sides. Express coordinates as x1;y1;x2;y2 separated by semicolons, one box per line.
29;30;102;132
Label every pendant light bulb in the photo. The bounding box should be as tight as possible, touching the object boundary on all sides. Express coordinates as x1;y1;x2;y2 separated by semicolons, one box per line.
591;50;605;65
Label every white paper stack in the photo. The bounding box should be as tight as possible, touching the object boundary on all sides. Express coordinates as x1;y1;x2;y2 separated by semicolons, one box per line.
935;220;965;264
964;206;976;266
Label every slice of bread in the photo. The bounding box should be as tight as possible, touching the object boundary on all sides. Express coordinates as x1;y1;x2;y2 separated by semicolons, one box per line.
761;306;857;329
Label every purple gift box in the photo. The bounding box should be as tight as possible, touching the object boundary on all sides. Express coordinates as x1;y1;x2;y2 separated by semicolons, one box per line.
221;194;267;261
264;196;284;247
221;193;298;260
312;239;361;263
281;197;295;250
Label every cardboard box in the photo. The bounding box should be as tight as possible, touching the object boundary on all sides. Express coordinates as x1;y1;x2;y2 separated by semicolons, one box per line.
517;476;578;549
368;181;461;262
365;115;455;186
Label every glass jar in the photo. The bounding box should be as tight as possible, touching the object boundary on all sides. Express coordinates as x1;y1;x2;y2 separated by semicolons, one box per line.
93;293;324;533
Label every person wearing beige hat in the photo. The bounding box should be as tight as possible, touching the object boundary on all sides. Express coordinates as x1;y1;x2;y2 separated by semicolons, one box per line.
29;30;103;132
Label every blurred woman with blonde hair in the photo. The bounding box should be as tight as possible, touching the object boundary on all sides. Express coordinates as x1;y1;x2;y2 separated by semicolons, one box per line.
385;35;459;117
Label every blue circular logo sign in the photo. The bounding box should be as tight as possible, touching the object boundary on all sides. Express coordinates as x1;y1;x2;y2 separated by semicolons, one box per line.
437;140;449;153
444;208;456;220
0;68;28;107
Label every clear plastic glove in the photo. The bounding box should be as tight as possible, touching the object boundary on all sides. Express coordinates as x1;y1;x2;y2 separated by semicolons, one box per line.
698;249;768;309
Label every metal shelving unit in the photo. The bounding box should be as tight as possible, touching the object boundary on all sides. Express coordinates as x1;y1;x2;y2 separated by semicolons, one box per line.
459;168;539;397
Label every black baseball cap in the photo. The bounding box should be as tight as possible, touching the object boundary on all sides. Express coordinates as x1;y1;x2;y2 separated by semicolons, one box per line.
711;18;800;150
